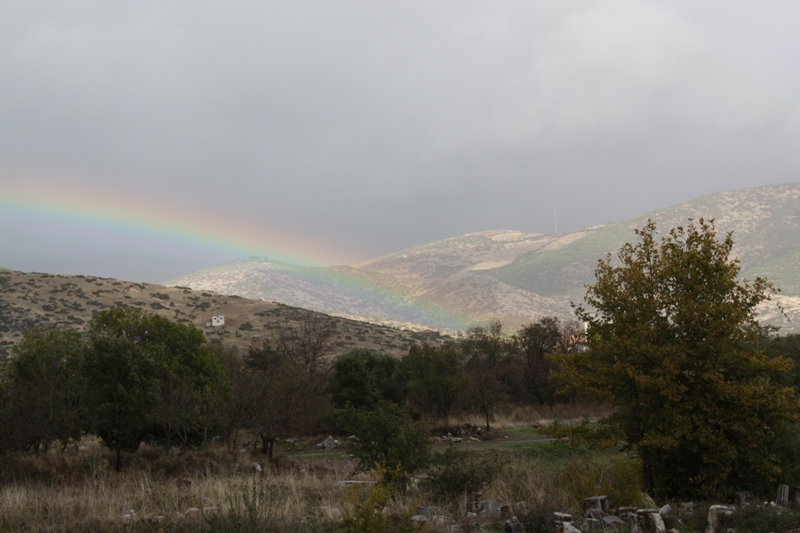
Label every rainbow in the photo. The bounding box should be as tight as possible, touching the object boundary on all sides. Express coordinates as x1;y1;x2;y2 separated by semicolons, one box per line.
0;180;356;267
1;179;473;329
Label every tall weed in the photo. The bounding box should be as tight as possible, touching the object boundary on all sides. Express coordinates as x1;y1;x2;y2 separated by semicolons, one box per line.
204;477;285;532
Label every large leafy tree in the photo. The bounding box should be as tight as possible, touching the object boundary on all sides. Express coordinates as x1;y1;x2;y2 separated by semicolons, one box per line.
551;219;798;498
403;343;466;421
83;308;228;469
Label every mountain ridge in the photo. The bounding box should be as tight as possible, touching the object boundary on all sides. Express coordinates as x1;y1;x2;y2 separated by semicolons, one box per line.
168;181;800;333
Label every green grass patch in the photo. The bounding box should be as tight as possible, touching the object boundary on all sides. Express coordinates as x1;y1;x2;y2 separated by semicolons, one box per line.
505;426;548;438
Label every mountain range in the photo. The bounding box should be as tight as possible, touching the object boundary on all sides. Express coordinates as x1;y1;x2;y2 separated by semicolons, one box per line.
168;181;800;333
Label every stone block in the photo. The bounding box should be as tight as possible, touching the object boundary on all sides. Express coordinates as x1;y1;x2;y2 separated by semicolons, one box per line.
705;505;734;533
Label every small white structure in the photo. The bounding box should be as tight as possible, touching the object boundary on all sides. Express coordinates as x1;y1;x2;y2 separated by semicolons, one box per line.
211;315;225;327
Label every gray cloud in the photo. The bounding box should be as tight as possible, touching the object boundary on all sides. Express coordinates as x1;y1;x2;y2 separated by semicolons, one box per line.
2;0;800;281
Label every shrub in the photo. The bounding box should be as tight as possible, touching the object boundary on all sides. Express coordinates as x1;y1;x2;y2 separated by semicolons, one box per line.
338;402;431;481
560;455;644;509
426;447;505;502
339;482;414;533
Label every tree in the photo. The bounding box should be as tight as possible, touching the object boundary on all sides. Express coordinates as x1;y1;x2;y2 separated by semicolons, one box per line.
327;349;407;410
514;318;585;406
244;344;328;460
1;327;84;452
82;308;229;469
459;322;512;431
266;311;337;374
514;317;563;406
551;219;798;498
402;343;466;421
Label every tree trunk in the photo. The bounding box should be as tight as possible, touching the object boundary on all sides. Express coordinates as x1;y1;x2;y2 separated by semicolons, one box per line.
115;444;122;472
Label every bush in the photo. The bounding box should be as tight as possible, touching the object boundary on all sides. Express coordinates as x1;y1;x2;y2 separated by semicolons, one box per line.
426;447;505;502
560;455;644;509
338;402;431;480
339;483;414;533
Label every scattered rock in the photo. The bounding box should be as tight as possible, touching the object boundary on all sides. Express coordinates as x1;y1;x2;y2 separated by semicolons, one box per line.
317;436;336;449
603;516;625;527
316;506;343;522
778;485;790;507
250;462;262;473
659;505;672;516
584;518;603;531
431;515;457;528
479;499;500;516
636;509;665;533
184;507;201;521
584;496;609;515
148;515;166;524
335;480;376;489
505;516;523;532
416;506;437;516
706;505;734;533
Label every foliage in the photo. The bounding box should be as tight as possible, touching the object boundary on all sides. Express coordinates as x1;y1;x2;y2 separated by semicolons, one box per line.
83;308;229;469
459;322;513;430
729;504;800;533
761;333;800;389
339;481;414;533
243;345;328;459
327;349;407;410
551;219;798;498
513;317;584;406
559;455;644;509
82;329;160;470
0;327;84;452
426;447;505;502
402;343;466;420
338;401;431;479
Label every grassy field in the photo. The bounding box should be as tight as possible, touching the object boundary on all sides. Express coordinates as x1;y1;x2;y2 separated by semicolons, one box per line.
0;408;640;533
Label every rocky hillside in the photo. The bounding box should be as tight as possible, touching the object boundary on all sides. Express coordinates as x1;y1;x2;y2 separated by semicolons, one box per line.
0;271;449;360
169;182;800;333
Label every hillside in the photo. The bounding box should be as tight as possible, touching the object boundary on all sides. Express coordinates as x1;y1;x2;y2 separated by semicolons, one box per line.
169;181;800;333
0;271;448;360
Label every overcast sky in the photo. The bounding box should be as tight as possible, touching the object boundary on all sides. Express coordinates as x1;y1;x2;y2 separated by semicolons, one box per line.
3;1;800;282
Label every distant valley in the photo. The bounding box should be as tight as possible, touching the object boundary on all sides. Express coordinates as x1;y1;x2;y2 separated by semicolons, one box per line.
169;181;800;333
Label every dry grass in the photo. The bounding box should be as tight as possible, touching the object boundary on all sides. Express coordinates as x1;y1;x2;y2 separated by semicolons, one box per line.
0;425;641;532
0;440;362;532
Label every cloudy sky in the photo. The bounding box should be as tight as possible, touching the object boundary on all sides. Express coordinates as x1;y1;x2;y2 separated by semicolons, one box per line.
3;1;800;282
